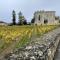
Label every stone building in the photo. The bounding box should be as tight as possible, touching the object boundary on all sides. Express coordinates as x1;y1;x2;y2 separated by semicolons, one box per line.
34;10;60;25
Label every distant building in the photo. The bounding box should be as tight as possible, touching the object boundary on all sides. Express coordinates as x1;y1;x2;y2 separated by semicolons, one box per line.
34;10;60;25
0;21;8;26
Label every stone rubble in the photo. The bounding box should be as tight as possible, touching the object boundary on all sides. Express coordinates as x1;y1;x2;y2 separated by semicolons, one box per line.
4;28;60;60
5;43;48;60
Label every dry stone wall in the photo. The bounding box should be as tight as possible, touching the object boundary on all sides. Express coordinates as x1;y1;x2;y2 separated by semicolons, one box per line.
5;28;60;60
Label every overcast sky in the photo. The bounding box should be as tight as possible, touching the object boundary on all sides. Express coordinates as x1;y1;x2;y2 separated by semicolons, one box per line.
0;0;60;23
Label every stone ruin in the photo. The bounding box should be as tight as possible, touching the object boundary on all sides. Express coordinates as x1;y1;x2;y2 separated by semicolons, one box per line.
5;43;48;60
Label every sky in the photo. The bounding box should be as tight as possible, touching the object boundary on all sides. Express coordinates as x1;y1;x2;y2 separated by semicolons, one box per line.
0;0;60;23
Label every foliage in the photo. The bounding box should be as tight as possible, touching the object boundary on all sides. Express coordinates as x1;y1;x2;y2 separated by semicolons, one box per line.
12;10;16;25
31;17;35;23
23;20;27;25
18;11;27;25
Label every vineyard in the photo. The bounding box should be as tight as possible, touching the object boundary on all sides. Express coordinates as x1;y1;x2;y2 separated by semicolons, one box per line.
0;25;58;53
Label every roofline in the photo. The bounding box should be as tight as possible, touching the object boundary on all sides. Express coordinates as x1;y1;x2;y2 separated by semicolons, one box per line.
34;10;56;15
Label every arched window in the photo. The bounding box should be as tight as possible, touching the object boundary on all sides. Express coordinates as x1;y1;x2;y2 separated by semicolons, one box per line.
38;15;40;21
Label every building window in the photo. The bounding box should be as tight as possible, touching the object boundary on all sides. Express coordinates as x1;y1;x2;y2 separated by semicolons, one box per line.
38;15;40;21
55;17;59;20
44;19;48;24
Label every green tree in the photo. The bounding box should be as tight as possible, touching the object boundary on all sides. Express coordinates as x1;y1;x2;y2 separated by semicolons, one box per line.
31;17;35;23
23;19;27;25
12;10;16;25
18;11;25;25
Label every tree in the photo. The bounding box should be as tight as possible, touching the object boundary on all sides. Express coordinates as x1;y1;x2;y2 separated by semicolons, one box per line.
31;17;35;23
23;19;27;25
18;11;23;25
12;10;16;25
18;11;26;25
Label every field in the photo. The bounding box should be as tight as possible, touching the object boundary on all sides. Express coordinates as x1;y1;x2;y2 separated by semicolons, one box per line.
0;25;58;53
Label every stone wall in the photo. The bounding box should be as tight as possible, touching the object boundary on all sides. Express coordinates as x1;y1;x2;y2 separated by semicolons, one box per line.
4;27;60;60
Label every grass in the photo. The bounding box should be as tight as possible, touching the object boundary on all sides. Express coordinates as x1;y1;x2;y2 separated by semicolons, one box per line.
0;25;59;52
